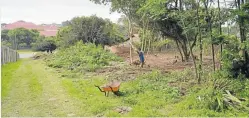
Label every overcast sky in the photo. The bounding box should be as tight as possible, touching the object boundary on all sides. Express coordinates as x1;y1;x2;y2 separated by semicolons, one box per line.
0;0;236;25
0;0;122;24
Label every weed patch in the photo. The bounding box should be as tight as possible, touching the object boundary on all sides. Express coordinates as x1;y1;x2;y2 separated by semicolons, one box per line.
46;42;122;72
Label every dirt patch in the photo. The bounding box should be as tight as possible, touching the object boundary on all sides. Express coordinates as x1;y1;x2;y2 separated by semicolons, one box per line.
107;45;220;71
32;52;48;60
92;44;219;82
92;62;153;82
115;106;132;114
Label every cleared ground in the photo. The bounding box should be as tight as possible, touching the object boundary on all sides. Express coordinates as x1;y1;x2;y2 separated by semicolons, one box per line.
107;45;220;71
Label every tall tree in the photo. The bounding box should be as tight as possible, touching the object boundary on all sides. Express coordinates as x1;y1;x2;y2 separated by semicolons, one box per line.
203;0;216;71
237;0;249;62
179;0;198;79
7;28;39;49
90;0;143;63
137;0;200;62
57;15;125;47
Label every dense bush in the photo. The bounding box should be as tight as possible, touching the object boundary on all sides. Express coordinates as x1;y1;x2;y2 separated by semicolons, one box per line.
32;40;56;52
1;28;40;49
221;35;249;78
46;42;122;72
56;15;126;48
32;37;57;52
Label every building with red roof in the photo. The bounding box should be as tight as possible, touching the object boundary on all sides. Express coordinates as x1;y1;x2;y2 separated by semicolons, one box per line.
2;20;59;37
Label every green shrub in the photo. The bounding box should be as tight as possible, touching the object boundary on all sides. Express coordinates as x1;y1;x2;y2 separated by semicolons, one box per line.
205;70;249;112
46;42;122;72
32;40;57;52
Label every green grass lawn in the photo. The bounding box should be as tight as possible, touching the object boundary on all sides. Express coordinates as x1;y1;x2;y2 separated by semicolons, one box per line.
1;59;249;117
1;59;83;117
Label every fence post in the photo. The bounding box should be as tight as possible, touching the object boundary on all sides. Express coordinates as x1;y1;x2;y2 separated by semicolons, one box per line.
4;47;7;64
1;47;3;65
11;50;14;62
10;49;12;62
14;51;16;62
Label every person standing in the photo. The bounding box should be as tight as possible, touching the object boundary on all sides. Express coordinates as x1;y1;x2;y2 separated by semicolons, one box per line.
137;48;145;68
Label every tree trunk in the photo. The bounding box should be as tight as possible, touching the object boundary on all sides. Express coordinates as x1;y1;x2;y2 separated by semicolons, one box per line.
205;0;216;71
179;0;183;10
177;38;189;62
147;31;152;55
144;18;149;52
175;40;184;62
128;17;133;64
182;40;189;61
197;0;203;84
218;0;223;70
181;18;198;79
141;19;145;51
147;23;155;55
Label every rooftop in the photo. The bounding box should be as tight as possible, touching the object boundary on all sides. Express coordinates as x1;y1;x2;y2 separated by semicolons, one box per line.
2;20;59;37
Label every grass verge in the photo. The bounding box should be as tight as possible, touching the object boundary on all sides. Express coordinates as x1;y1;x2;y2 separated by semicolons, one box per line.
1;60;22;99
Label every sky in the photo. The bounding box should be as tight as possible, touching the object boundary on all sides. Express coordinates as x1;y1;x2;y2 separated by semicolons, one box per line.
0;0;236;25
0;0;122;24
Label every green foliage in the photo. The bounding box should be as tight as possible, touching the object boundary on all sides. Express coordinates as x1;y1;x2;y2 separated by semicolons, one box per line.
151;39;171;50
56;26;78;48
32;37;57;52
1;41;12;47
137;0;167;20
208;70;249;112
46;42;122;72
212;34;226;45
57;15;126;48
7;28;40;49
162;69;249;116
211;34;239;46
1;28;57;51
166;87;248;116
219;34;249;79
1;30;10;42
233;3;249;23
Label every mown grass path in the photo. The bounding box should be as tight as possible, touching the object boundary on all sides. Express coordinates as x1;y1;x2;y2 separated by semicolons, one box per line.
1;59;83;117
